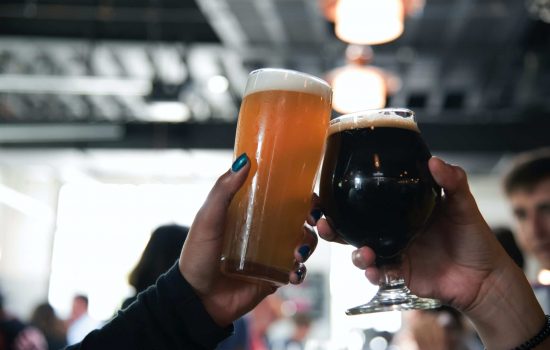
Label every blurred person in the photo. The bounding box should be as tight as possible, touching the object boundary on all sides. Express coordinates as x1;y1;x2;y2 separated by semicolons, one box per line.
503;147;550;270
51;154;548;349
0;292;47;350
30;303;67;350
128;224;255;350
280;313;312;350
218;293;283;350
493;226;525;270
122;224;189;309
502;148;550;315
248;294;283;350
127;224;252;350
391;306;476;350
492;225;550;314
216;317;248;350
65;296;100;346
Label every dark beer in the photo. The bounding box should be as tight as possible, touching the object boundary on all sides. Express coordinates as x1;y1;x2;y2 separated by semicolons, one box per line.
320;116;440;264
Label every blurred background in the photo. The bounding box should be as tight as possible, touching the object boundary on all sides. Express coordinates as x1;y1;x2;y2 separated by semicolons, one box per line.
0;0;549;349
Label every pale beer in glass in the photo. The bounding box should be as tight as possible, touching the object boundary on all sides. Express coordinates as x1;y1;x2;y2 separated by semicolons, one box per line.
221;68;332;285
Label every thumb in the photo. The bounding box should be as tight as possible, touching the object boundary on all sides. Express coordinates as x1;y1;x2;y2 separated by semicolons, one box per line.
190;153;250;239
429;156;469;197
428;156;483;224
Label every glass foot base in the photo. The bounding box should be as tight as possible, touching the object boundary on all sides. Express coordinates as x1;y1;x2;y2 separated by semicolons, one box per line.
346;286;441;315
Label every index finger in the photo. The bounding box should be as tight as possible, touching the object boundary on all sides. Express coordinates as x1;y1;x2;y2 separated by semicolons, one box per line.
317;218;348;244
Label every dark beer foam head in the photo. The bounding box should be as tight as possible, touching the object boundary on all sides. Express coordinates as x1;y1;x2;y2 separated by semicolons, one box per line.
328;108;420;136
244;68;332;100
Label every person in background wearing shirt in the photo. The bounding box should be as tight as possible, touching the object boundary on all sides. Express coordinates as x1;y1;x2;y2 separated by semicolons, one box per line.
65;295;100;346
502;148;550;271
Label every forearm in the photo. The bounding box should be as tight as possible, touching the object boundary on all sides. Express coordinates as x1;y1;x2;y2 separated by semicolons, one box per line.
66;264;232;350
465;261;547;350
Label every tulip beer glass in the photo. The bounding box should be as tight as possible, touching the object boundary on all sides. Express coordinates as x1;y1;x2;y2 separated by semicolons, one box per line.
320;108;441;314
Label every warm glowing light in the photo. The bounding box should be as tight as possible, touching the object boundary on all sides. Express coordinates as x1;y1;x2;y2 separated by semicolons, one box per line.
538;269;550;285
335;0;405;45
330;65;387;113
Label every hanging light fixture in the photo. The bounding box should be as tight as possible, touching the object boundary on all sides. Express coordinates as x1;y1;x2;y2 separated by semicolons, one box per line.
329;65;387;113
326;45;400;114
335;0;405;45
319;0;338;22
319;0;425;45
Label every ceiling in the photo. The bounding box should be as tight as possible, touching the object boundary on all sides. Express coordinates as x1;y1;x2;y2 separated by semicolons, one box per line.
0;0;549;162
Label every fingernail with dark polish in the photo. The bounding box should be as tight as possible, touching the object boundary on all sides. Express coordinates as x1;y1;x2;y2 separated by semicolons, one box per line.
295;268;305;282
311;209;322;223
298;245;311;260
231;153;248;172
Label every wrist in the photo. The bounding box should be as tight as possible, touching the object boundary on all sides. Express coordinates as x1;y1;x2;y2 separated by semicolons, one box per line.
198;295;234;328
178;263;233;328
464;258;545;349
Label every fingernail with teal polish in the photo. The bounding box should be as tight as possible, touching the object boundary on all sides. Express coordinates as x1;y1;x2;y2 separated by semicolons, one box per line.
298;245;311;260
311;209;322;223
231;153;248;172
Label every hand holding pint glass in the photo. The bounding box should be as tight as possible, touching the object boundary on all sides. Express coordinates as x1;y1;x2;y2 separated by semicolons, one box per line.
221;68;332;286
320;108;441;314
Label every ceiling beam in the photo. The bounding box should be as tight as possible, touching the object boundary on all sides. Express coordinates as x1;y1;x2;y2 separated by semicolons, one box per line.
254;0;288;46
194;0;248;50
1;118;548;153
0;4;207;23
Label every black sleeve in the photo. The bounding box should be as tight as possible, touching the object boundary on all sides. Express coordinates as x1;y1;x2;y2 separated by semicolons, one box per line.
66;263;233;350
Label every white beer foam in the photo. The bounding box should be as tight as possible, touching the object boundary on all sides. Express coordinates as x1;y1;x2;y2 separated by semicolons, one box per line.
328;109;420;136
244;68;332;99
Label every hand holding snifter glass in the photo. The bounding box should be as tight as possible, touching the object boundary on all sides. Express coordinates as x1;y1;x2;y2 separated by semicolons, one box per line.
320;108;441;314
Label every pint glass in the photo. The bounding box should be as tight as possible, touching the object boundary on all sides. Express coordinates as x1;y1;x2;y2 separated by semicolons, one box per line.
221;68;332;286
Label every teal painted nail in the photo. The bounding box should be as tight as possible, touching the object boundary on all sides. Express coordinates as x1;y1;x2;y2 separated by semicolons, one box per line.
231;153;248;172
311;209;322;223
298;245;311;260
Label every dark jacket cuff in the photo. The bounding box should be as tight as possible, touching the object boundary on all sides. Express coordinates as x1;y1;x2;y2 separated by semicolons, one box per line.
159;263;234;348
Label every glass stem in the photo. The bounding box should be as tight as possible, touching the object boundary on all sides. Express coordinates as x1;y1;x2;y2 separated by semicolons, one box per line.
379;262;406;290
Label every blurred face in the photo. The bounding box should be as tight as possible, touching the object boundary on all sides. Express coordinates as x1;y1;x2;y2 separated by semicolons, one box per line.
71;298;88;319
509;178;550;269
